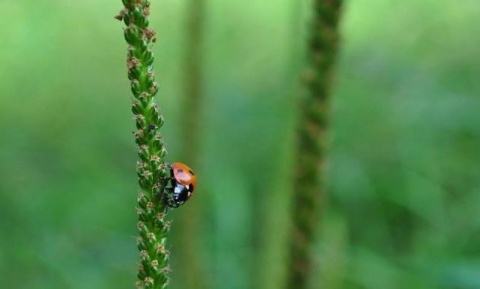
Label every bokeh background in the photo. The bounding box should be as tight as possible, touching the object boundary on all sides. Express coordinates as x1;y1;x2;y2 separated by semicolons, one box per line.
1;0;480;288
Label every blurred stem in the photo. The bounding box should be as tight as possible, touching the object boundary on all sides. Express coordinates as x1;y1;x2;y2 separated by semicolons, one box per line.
287;1;343;289
117;1;171;288
175;0;207;288
181;0;205;155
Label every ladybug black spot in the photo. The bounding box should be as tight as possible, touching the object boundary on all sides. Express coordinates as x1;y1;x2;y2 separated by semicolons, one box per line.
188;169;195;175
177;169;184;173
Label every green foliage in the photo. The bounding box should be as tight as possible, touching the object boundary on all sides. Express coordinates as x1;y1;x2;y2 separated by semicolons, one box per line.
0;1;479;289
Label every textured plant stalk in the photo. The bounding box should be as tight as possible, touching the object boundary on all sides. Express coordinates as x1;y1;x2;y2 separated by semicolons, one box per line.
116;1;171;288
287;1;343;289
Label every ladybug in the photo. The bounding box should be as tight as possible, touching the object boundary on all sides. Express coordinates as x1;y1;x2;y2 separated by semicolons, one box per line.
164;162;197;208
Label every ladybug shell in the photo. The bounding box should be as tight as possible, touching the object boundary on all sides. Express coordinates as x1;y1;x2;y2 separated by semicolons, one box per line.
172;162;197;191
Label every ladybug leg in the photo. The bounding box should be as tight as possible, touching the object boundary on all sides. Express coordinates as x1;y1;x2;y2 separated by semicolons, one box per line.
155;172;175;205
162;175;179;207
166;200;179;209
163;176;176;192
159;187;176;208
158;165;175;192
158;162;173;181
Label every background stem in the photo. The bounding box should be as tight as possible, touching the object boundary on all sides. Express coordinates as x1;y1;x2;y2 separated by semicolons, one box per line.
174;0;207;288
287;1;343;289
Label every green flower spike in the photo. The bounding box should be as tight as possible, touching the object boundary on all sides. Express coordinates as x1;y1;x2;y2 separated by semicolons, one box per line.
116;1;171;288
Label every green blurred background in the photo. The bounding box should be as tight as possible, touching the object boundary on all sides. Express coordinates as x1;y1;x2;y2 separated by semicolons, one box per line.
1;0;480;288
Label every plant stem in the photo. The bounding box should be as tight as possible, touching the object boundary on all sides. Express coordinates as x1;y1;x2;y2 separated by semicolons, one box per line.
116;1;171;288
175;0;207;288
181;0;205;151
287;1;343;289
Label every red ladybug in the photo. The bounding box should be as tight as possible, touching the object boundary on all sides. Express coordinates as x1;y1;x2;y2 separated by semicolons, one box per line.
165;162;197;208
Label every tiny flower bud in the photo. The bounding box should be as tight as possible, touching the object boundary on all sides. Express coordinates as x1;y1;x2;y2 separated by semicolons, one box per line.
145;28;155;38
137;221;146;230
140;250;149;260
156;244;165;254
114;10;125;21
136;161;146;169
134;129;145;139
142;170;152;178
149;155;160;162
144;277;154;287
151;260;159;268
147;233;155;241
159;147;167;158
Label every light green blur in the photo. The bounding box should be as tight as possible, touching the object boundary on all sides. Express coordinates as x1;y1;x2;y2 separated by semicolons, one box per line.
0;1;479;289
